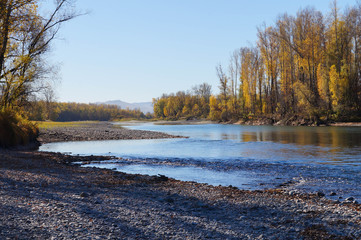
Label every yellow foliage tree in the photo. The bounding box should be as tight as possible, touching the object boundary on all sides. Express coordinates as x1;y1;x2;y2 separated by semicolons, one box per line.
329;65;340;108
317;63;329;104
208;95;221;121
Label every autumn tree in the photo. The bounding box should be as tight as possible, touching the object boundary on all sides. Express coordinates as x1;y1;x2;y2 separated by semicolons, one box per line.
275;14;297;113
192;82;212;117
258;25;279;114
0;0;79;109
208;95;221;121
316;63;330;108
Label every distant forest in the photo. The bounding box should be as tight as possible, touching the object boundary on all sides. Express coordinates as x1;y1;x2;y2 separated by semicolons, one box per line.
26;101;152;122
153;2;361;123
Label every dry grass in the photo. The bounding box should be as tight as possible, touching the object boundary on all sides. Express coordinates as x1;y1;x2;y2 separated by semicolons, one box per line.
33;121;99;130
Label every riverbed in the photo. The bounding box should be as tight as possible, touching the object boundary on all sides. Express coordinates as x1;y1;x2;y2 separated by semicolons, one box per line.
40;122;361;202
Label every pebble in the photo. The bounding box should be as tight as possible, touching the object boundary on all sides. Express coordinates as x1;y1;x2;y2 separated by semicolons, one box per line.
317;191;325;197
79;192;89;198
346;197;355;202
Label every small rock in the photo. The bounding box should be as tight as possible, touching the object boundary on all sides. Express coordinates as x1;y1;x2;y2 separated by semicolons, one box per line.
346;197;355;202
158;174;168;181
164;197;174;203
317;191;325;197
288;190;297;196
330;192;337;196
80;192;89;198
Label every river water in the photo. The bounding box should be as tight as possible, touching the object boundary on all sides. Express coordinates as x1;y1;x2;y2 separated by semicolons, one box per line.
40;123;361;201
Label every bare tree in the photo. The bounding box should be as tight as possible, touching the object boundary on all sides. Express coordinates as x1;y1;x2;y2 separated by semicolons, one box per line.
192;82;212;102
216;64;228;102
216;64;230;120
229;49;240;99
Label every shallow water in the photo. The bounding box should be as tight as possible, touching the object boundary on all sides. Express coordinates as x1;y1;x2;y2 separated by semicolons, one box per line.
40;123;361;200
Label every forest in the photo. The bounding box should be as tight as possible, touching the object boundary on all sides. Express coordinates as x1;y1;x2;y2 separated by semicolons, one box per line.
153;2;361;124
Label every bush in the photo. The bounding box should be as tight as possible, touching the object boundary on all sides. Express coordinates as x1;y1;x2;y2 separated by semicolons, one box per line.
0;108;39;148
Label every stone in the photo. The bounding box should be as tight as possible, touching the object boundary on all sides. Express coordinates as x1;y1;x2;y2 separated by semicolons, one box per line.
317;191;325;197
80;192;89;198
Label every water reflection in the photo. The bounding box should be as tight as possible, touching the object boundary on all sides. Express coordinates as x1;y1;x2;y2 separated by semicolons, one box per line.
120;123;361;165
41;124;361;166
237;126;361;148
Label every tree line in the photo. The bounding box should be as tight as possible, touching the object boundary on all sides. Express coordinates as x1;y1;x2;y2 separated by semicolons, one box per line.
153;83;211;120
153;1;361;123
25;101;152;122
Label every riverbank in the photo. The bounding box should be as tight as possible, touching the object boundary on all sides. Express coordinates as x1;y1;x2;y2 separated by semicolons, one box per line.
37;121;183;143
0;150;360;239
235;116;361;127
145;117;361;127
0;122;360;239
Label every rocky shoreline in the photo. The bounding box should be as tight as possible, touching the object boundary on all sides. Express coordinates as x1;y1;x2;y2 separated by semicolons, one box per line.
0;122;360;239
233;116;361;127
37;121;183;143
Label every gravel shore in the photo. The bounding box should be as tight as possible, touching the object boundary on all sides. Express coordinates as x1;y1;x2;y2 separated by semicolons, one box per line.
37;122;183;143
0;122;360;239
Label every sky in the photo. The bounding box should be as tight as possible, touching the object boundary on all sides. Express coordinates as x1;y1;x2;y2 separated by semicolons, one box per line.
46;0;357;103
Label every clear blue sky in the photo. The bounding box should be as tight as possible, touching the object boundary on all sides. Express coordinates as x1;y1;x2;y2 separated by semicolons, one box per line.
49;0;357;103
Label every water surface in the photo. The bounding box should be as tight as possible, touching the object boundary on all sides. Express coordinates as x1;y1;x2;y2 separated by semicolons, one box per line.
40;123;361;200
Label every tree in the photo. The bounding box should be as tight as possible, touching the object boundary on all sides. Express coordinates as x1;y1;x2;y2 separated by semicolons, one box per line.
43;81;59;120
208;95;221;121
0;0;79;109
275;14;297;112
258;25;280;113
216;64;229;120
229;50;240;99
316;63;330;107
192;82;212;102
192;83;212;117
329;64;340;109
240;47;252;112
153;97;166;118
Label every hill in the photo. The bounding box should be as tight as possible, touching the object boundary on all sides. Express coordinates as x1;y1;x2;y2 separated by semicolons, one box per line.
97;100;153;114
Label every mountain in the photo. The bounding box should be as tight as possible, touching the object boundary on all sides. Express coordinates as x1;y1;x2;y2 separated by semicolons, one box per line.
97;100;154;113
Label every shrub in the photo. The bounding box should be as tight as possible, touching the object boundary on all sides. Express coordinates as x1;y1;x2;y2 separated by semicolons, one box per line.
0;108;39;148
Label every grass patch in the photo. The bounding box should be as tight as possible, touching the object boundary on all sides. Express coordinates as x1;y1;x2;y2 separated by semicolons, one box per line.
34;121;99;130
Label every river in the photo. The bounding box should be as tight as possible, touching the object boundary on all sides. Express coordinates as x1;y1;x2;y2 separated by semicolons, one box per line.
40;123;361;201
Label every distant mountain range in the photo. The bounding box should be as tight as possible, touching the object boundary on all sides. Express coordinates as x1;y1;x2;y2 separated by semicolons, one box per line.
96;100;153;113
